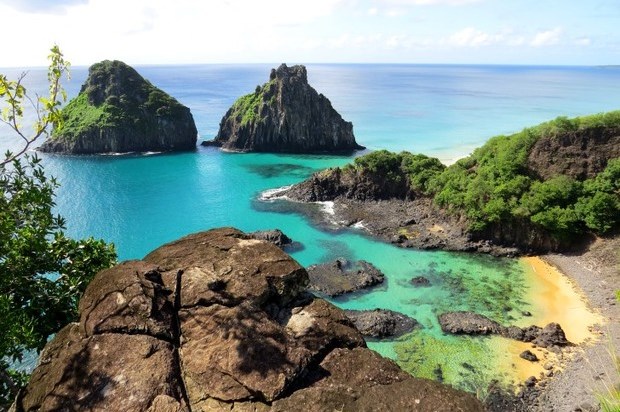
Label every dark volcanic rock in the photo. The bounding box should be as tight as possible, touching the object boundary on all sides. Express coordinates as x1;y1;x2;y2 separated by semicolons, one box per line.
344;309;418;338
439;311;571;350
520;350;539;362
15;228;482;412
531;322;570;348
39;60;197;154
214;64;364;153
249;229;292;248
306;258;385;297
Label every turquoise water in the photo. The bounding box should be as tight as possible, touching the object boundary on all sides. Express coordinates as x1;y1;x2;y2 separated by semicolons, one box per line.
2;64;619;391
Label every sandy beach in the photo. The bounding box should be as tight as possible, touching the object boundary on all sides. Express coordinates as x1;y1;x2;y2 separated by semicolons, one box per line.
528;236;620;411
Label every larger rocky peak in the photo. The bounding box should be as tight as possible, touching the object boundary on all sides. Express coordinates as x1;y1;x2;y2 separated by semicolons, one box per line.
211;64;365;153
39;60;197;154
14;228;482;412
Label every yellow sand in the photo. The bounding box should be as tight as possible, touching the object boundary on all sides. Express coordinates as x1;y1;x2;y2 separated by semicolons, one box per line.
492;257;605;386
520;256;604;344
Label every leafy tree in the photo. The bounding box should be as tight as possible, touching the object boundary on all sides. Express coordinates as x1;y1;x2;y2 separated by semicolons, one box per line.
0;47;117;408
0;45;69;165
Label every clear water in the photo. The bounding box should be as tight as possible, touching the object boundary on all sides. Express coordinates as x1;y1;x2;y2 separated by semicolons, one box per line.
2;64;619;392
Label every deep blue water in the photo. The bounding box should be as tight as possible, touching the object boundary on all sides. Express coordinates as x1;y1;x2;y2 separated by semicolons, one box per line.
2;63;619;390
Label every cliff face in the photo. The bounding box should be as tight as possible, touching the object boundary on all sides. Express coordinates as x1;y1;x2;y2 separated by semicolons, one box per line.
527;125;620;180
39;60;197;154
213;64;364;153
15;228;483;412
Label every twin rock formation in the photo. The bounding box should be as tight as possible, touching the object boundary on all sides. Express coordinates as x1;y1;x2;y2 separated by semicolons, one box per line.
15;228;482;412
41;61;363;155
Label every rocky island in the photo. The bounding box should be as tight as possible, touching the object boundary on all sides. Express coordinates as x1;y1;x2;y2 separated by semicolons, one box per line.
39;60;197;154
275;112;620;255
206;64;365;153
13;228;482;411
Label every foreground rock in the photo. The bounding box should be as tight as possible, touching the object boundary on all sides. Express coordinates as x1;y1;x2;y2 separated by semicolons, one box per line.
210;64;364;153
39;60;197;154
307;258;385;297
344;309;418;338
438;311;571;349
15;228;482;412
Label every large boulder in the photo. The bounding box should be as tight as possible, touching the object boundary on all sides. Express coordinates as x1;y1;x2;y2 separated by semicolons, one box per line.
39;60;197;154
306;258;385;297
439;311;571;349
15;228;483;412
210;64;364;153
344;309;418;339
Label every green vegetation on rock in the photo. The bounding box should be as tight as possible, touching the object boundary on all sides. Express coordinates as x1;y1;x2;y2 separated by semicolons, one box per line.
346;112;620;244
52;60;188;140
430;113;620;238
229;81;275;126
346;150;445;193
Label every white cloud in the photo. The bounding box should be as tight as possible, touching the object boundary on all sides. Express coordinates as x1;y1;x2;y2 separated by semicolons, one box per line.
378;0;483;5
530;27;563;47
448;27;501;47
0;0;87;13
575;37;591;46
367;7;379;15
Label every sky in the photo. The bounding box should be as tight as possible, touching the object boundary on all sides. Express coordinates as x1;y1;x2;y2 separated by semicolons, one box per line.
0;0;618;67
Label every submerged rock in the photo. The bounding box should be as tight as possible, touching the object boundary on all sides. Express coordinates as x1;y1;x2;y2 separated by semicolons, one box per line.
39;60;197;154
212;64;364;153
344;309;418;338
306;258;385;297
438;311;502;335
411;276;431;287
438;311;571;349
14;228;483;412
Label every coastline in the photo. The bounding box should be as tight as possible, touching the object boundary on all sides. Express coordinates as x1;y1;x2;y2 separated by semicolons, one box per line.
527;237;620;411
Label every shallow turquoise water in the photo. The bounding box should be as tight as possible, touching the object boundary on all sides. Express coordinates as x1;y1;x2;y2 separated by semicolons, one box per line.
2;64;619;391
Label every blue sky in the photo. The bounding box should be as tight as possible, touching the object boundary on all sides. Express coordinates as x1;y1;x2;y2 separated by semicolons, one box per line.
0;0;618;66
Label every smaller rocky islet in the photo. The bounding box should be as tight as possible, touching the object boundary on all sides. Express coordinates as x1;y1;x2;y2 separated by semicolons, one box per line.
39;60;197;154
205;63;365;153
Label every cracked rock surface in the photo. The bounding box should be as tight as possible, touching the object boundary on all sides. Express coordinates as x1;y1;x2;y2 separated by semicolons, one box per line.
15;228;483;412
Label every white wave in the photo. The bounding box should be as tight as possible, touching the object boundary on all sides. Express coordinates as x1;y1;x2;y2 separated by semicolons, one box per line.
316;201;335;216
259;185;292;201
352;220;367;230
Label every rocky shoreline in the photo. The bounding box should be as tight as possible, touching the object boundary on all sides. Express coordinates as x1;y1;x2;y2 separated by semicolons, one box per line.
262;191;520;256
260;190;619;411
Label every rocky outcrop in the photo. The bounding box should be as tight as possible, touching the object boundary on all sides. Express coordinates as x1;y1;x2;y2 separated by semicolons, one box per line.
39;60;197;154
211;64;364;153
15;228;482;412
344;309;418;339
306;258;385;297
527;126;620;180
438;311;571;349
249;229;292;248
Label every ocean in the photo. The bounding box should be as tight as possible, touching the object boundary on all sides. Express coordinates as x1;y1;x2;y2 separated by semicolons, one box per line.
2;63;619;392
